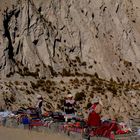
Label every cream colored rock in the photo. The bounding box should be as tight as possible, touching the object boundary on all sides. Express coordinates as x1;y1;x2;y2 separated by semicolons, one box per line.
105;91;113;105
131;98;137;105
0;0;140;81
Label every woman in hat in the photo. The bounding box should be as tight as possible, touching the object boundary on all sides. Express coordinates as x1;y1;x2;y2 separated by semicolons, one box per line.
64;94;75;114
87;97;102;127
86;97;118;139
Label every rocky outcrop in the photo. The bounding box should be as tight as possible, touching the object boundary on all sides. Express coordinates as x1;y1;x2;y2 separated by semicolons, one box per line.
0;0;140;81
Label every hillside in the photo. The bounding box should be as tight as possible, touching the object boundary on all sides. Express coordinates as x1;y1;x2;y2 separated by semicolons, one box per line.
0;0;140;119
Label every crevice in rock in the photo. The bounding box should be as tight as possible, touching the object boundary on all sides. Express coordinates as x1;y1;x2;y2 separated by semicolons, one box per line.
116;4;119;13
3;8;15;62
79;31;82;58
27;0;30;35
53;37;61;57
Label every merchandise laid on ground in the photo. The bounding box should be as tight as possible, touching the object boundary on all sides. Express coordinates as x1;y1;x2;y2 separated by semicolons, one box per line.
0;108;140;140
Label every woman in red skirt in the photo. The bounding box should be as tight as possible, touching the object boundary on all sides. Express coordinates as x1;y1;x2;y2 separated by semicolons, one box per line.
86;97;118;139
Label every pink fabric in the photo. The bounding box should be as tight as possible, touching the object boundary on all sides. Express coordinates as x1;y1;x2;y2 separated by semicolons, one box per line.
91;104;97;110
65;99;75;104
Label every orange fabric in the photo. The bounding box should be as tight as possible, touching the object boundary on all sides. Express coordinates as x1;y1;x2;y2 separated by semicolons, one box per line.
43;112;49;117
74;122;80;127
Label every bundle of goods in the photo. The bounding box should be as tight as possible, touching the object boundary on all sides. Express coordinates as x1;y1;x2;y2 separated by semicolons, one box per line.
29;118;44;129
82;120;133;140
43;111;65;128
60;117;87;135
51;112;65;122
26;107;39;119
42;111;53;118
116;122;132;135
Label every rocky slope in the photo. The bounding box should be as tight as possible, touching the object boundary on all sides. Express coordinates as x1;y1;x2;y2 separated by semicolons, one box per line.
1;0;140;81
0;0;140;119
0;75;140;120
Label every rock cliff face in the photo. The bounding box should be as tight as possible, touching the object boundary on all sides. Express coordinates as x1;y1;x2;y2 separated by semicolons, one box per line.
1;0;140;81
0;0;140;119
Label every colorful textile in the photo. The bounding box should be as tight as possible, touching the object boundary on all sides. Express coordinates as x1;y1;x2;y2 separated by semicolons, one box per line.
87;111;101;127
29;119;43;128
64;100;75;114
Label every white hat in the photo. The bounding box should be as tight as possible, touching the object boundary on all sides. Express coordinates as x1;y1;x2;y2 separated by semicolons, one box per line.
67;94;73;98
37;95;42;99
92;97;99;104
92;97;103;106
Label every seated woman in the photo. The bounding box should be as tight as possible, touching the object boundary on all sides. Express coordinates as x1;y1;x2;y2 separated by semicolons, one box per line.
87;97;102;127
86;97;118;139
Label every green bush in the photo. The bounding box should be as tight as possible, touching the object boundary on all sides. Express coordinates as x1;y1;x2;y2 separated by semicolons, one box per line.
75;92;86;101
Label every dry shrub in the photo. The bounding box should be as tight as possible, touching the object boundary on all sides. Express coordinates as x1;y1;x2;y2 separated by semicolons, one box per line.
75;92;86;101
48;65;57;76
23;81;28;86
86;102;92;109
60;80;64;84
30;81;38;89
62;68;71;76
26;90;32;95
73;78;79;84
15;81;20;85
75;56;81;63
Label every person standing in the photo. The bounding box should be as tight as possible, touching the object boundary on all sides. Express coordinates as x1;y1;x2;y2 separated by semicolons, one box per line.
64;94;75;114
36;95;43;119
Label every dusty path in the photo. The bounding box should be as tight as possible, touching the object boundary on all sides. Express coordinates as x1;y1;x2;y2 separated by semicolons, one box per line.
0;126;70;140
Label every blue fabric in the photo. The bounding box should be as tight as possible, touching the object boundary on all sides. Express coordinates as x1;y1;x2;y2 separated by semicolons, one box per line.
22;117;30;124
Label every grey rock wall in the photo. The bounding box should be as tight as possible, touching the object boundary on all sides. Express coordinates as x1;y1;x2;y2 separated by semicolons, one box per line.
0;0;140;81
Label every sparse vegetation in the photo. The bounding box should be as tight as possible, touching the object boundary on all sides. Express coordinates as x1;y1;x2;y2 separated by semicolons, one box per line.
75;56;81;63
6;72;14;78
88;65;93;69
75;91;86;101
30;81;38;89
17;67;39;78
14;81;20;85
26;89;32;95
86;102;92;109
94;72;99;78
81;61;87;66
61;68;71;76
123;60;132;67
60;80;64;84
48;65;57;76
23;81;28;86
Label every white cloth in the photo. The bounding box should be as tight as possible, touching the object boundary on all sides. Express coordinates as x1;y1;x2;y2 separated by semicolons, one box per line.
36;99;43;108
65;99;75;104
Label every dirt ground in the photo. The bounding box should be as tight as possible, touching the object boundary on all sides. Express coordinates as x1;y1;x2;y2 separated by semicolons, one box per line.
0;126;70;140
